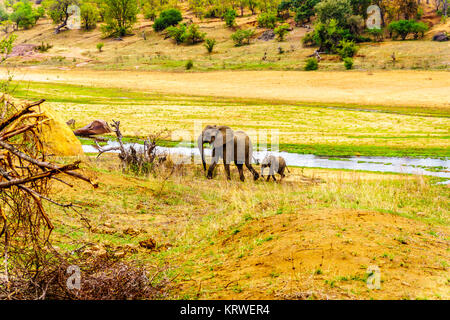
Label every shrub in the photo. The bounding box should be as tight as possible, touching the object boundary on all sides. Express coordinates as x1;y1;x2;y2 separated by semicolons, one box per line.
274;23;290;41
166;24;205;45
304;57;318;70
204;38;216;53
80;3;99;31
302;31;315;47
96;42;104;52
231;29;255;46
166;24;186;44
367;27;384;42
224;8;236;28
257;12;277;29
35;41;53;52
184;24;205;44
337;39;358;58
343;57;353;69
388;20;428;40
153;8;182;32
411;21;428;39
185;59;194;70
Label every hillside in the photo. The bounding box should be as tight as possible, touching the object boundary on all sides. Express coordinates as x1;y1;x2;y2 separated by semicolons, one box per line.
5;10;450;72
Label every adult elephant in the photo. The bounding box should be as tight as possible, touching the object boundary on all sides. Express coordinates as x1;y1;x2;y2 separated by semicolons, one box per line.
197;125;260;182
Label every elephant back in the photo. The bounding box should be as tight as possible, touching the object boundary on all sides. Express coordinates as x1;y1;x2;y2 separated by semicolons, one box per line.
233;131;253;165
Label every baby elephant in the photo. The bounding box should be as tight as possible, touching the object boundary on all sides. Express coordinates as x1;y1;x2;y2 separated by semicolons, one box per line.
260;155;290;181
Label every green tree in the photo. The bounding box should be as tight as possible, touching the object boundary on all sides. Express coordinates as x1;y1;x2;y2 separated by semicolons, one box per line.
44;0;80;33
257;12;277;28
315;0;353;26
0;5;8;22
80;2;99;30
10;0;39;30
388;19;427;40
153;8;182;31
101;0;138;37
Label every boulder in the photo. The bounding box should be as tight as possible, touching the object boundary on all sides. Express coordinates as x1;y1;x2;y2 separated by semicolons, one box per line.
258;30;276;41
73;120;112;137
432;32;449;42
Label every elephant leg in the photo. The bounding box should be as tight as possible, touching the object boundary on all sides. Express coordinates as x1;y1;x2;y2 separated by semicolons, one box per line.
207;150;220;179
236;164;245;182
223;147;231;180
223;162;231;180
245;162;260;180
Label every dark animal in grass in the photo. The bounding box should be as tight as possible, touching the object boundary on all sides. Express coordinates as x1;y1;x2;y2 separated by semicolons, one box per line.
260;155;290;181
198;125;260;182
73;120;112;137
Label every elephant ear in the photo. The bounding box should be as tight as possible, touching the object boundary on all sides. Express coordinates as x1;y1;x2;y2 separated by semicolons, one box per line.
214;126;234;149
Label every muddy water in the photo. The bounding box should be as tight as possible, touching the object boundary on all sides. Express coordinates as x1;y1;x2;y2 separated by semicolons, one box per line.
82;141;450;181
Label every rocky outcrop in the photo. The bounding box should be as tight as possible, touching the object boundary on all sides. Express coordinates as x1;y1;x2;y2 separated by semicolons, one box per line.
432;32;449;42
73;120;112;137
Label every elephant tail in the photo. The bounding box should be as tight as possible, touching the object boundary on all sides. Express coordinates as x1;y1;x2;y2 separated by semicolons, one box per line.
286;166;291;173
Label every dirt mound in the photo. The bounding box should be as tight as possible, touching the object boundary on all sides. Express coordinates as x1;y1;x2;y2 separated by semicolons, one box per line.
182;209;449;300
3;95;84;156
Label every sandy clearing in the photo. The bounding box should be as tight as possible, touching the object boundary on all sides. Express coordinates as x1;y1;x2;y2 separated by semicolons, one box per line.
5;68;450;109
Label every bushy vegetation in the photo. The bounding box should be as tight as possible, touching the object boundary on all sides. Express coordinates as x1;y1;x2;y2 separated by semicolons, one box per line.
80;2;99;31
231;29;255;46
101;0;138;37
10;0;41;30
278;0;320;25
167;23;205;45
166;23;187;44
224;8;236;28
343;56;353;69
96;42;104;52
257;12;277;28
185;59;194;70
204;38;216;53
388;19;429;40
337;39;358;58
367;27;384;42
304;57;318;70
153;8;182;32
35;41;53;52
274;23;290;41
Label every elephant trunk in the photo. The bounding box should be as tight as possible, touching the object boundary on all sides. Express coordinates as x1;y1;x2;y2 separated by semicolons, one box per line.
197;134;206;171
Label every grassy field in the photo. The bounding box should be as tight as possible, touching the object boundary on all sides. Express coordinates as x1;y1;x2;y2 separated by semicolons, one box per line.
8;79;450;158
47;155;449;300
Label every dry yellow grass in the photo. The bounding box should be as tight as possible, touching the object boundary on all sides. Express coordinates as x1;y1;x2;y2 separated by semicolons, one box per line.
7;67;450;110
